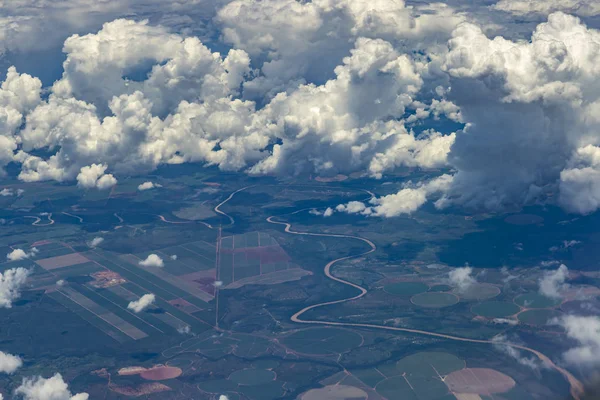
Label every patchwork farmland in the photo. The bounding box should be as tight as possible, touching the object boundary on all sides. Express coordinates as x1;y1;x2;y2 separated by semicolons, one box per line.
219;231;311;288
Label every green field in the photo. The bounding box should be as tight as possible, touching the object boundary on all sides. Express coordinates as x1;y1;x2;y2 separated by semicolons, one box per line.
429;285;452;292
229;368;275;385
282;328;363;355
518;309;562;325
371;352;464;400
472;301;521;318
514;293;561;308
411;292;459;308
384;282;429;296
456;283;501;300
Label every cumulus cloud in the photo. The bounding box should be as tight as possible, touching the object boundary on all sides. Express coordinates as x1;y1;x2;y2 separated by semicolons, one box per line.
88;237;103;248
218;396;229;400
7;247;38;261
139;254;164;268
15;373;88;400
137;182;161;191
169;254;177;260
76;164;116;190
0;7;598;218
439;13;600;213
539;264;570;299
448;265;476;292
552;315;600;366
0;351;22;374
336;174;453;217
0;267;30;308
217;0;462;99
127;293;155;313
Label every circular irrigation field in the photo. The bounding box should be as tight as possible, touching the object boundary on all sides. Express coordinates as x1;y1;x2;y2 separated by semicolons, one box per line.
229;369;275;385
518;309;562;325
456;283;501;300
140;366;182;381
376;352;464;400
301;385;368;400
472;301;521;318
384;282;429;296
396;352;465;376
411;292;459;308
514;293;561;309
445;368;515;394
281;328;363;355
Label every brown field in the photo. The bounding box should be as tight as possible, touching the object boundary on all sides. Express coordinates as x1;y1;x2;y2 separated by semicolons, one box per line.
118;366;147;376
453;393;482;400
36;253;89;270
180;270;216;296
445;368;515;394
301;385;367;400
111;382;171;396
140;366;182;381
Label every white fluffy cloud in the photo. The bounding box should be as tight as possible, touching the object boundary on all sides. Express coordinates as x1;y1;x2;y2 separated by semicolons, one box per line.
15;373;88;400
0;351;22;374
0;8;598;217
552;315;600;366
138;254;163;267
137;181;161;191
440;13;600;213
539;264;570;299
7;247;37;261
448;265;476;292
336;174;453;217
127;293;155;313
217;0;462;98
0;267;30;308
76;164;116;190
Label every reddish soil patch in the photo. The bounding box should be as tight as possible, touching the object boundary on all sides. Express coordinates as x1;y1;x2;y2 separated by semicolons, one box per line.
193;277;216;296
140;366;182;381
118;366;146;376
36;253;89;270
445;368;515;394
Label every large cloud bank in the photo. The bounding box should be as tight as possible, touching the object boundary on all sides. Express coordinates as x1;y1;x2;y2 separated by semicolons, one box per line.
15;373;88;400
0;2;599;214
